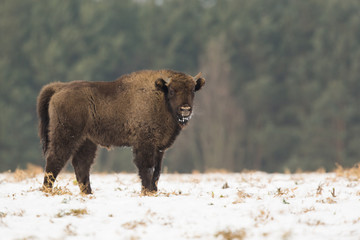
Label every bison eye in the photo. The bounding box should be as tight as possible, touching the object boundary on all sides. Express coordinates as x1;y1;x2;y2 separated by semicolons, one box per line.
169;89;175;97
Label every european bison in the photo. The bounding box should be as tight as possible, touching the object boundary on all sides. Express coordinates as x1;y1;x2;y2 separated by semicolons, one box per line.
37;70;205;194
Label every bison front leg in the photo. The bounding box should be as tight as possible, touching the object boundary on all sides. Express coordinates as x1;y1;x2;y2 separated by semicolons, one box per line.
133;145;156;194
152;150;164;192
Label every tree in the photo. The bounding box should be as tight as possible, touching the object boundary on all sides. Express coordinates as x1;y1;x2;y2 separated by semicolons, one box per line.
166;35;245;172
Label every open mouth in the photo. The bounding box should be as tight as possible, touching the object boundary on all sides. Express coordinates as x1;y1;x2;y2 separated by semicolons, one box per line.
178;114;192;124
177;105;192;125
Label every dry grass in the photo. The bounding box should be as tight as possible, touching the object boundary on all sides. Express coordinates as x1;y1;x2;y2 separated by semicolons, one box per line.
38;172;74;196
222;182;230;189
10;164;43;182
56;208;88;218
334;163;360;181
305;219;325;226
316;184;324;195
282;230;292;240
64;224;77;236
215;229;246;240
140;189;185;197
303;207;315;213
0;171;359;239
122;220;147;230
232;190;252;204
205;169;230;174
41;185;73;196
330;188;336;197
254;209;273;226
275;188;289;197
11;210;25;217
316;197;337;204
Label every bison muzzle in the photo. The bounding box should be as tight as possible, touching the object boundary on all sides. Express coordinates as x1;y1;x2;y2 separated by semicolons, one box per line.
37;70;205;194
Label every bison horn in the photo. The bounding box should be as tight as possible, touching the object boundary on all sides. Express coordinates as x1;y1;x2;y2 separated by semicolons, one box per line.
165;77;172;84
194;72;202;81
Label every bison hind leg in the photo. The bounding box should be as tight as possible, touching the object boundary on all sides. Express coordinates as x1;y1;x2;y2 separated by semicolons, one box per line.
43;143;77;191
72;139;97;194
43;154;66;190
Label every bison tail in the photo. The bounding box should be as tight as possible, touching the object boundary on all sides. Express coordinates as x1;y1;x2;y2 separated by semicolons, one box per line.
37;84;57;155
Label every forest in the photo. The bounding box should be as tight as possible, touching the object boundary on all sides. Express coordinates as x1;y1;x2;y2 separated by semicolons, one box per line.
1;0;360;173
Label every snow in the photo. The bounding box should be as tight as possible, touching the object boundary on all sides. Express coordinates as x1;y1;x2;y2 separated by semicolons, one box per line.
0;171;360;239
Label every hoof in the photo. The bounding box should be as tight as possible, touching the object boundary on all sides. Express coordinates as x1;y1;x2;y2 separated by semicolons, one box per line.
40;185;53;193
141;187;157;196
79;183;92;195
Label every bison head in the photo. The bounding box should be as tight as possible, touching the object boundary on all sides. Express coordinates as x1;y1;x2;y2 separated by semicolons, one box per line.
156;72;205;126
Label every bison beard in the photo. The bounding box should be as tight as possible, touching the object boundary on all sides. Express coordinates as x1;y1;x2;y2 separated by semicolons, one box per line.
37;70;205;194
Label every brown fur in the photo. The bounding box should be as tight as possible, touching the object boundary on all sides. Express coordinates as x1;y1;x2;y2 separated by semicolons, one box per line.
37;70;205;194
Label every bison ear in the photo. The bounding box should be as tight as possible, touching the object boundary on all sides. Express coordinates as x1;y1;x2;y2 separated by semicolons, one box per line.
194;73;205;91
155;78;169;92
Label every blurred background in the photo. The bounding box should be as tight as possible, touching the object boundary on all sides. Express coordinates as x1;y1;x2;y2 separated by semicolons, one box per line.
1;0;360;173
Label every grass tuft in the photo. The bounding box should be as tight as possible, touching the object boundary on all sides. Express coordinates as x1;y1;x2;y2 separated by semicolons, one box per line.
41;185;73;196
316;197;337;204
56;208;88;218
122;220;147;230
335;163;360;181
64;224;77;236
275;188;289;197
11;164;43;182
316;184;324;195
232;190;252;204
215;229;246;240
205;169;230;174
222;182;230;189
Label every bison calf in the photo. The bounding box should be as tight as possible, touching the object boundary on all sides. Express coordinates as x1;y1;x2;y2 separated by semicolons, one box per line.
37;70;205;194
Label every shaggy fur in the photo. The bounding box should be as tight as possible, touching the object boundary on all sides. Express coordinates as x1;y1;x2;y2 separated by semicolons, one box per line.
37;70;205;194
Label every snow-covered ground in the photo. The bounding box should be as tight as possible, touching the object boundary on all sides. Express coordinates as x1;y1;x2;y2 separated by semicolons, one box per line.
0;170;359;240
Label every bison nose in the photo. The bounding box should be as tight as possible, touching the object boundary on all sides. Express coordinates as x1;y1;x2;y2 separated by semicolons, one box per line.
180;105;192;117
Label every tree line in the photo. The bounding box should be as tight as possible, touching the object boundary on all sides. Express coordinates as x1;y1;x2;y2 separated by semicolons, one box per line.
1;0;360;173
